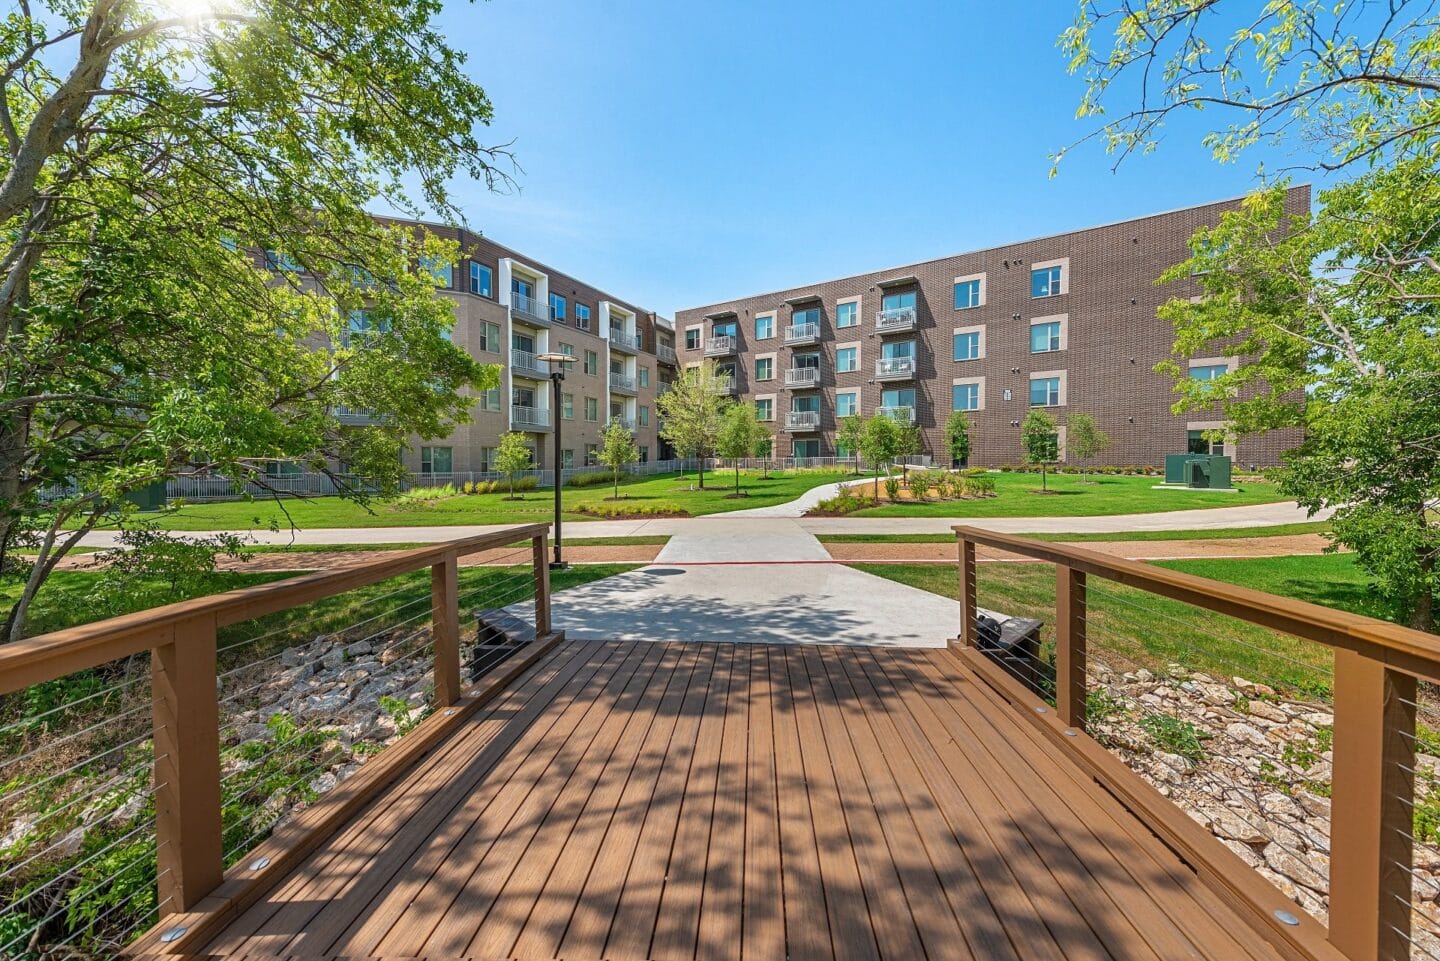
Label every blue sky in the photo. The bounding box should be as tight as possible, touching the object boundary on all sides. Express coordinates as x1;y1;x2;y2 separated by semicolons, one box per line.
424;0;1316;316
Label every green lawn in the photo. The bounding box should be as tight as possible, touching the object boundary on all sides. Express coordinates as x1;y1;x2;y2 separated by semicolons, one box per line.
124;470;849;531
851;553;1390;698
845;472;1287;517
237;535;670;553
819;521;1331;545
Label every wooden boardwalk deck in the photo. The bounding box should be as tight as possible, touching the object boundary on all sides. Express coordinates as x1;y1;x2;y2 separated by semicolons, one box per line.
197;639;1290;960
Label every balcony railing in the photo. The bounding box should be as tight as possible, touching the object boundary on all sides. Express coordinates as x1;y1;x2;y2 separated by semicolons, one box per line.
875;356;916;380
510;292;550;326
876;306;918;333
785;367;821;389
704;335;737;356
717;376;738;394
609;373;637;394
609;329;641;353
784;410;820;431
657;344;677;364
784;322;820;345
608;417;636;433
509;405;551;429
334;406;384;426
510;349;549;378
876;405;916;424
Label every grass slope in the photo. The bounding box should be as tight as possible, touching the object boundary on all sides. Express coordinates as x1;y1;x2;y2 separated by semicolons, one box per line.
818;521;1331;545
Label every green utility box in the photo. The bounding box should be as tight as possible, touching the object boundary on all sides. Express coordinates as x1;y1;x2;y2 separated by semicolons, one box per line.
122;481;167;512
1163;454;1233;490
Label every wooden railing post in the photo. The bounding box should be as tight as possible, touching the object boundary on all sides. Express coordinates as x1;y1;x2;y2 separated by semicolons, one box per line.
431;553;461;706
533;533;551;637
152;613;223;913
1056;564;1087;730
1330;648;1416;961
958;537;977;647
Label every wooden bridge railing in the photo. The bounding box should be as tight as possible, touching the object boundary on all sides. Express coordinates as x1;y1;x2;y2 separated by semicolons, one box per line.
955;525;1440;961
0;523;557;954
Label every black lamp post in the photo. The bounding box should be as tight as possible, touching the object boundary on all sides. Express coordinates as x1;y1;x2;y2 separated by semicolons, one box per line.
536;352;576;569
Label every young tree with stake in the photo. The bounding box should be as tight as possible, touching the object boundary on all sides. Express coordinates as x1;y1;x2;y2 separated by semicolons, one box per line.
858;415;902;497
945;410;972;468
597;420;639;500
716;403;769;496
495;432;533;501
1066;413;1110;478
837;415;866;475
656;361;732;490
1021;410;1060;493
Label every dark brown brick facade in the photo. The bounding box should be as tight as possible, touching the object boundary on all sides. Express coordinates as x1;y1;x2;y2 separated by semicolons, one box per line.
675;188;1310;469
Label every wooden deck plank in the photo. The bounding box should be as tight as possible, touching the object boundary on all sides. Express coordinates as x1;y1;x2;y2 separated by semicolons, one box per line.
555;645;719;958
646;644;739;961
204;639;596;954
201;641;1294;961
400;641;666;955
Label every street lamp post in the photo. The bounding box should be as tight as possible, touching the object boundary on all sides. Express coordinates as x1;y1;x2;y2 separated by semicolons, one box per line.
536;352;577;570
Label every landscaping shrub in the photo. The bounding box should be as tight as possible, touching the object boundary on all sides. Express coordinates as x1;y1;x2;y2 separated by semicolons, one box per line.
462;477;538;495
397;483;456;501
566;471;623;488
960;475;997;497
908;470;936;501
809;487;878;516
573;502;689;519
883;475;902;501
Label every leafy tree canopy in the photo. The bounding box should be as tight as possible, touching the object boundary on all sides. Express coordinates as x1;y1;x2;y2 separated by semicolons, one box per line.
597;420;639;499
655;360;732;489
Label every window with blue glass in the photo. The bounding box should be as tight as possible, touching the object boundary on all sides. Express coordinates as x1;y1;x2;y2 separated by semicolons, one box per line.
575;304;592;330
836;392;858;417
265;250;301;273
1030;376;1061;407
953;280;982;310
1031;265;1063;298
882;290;917;312
836;301;859;328
953;331;981;361
470;262;493;297
1190;364;1228;381
836;347;858;372
792;307;820;328
755;314;774;339
549;293;567;323
953;382;980;411
421;256;453;287
1030;321;1062;353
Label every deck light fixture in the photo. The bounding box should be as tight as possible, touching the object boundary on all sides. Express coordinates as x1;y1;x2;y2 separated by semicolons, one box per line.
537;352;578;570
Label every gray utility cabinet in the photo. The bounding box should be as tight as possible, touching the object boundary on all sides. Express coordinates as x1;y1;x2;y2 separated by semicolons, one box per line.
1163;454;1233;490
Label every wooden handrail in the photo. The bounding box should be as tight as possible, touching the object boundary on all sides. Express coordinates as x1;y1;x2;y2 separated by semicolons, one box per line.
953;525;1427;961
0;523;554;921
0;523;550;696
953;525;1440;684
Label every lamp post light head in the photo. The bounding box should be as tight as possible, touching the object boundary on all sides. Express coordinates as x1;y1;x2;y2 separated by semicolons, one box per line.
536;352;576;365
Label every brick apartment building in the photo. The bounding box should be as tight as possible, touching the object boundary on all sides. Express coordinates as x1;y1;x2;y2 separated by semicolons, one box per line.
377;223;680;476
674;188;1310;469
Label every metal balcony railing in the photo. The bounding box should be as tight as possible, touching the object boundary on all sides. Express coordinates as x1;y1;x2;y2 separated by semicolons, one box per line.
608;417;636;433
784;410;821;431
717;376;738;394
784;322;820;345
510;349;549;378
510;292;550;326
705;335;737;356
875;356;916;380
610;373;637;393
785;367;821;388
609;329;641;352
509;405;551;429
656;344;677;364
875;306;918;333
876;405;916;424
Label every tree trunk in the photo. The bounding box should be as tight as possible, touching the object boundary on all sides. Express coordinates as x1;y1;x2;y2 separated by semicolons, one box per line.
734;463;740;494
1411;591;1435;634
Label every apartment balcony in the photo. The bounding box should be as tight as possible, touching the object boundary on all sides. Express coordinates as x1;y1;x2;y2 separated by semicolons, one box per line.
783;410;821;432
510;349;550;379
509;292;551;328
608;417;636;433
509;405;551;431
658;380;674;395
875;356;916;381
334;406;384;426
704;335;737;357
609;329;641;354
877;405;916;425
875;306;918;334
785;367;821;389
784;322;820;346
717;376;738;395
609;373;637;395
656;344;677;365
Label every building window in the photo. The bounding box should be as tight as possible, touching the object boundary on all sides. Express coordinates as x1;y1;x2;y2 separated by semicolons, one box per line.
476;446;496;472
954;279;982;310
561;449;574;468
882;289;916;312
639;367;650;388
793;306;820;328
836;347;858;373
420;446;452;474
265;250;301;273
1188;430;1226;456
555;341;574;357
755;398;774;421
793;438;821;458
575;304;592;330
1030;376;1061;407
1030;321;1062;353
478;387;501;411
836;301;859;328
584;444;598;466
836;392;858;418
562;393;574;419
756;357;774;381
584;397;599;421
953;382;980;411
476;322;500;353
421;256;453;287
1031;265;1062;298
953;331;981;361
639;445;649;463
1190;364;1228;381
756;314;775;339
685;328;701;350
584;350;598;375
470;262;493;297
639;406;650;427
549;293;567;323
